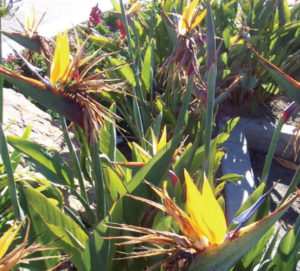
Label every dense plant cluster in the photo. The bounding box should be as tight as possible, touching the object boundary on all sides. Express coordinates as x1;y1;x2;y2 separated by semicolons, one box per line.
0;0;299;270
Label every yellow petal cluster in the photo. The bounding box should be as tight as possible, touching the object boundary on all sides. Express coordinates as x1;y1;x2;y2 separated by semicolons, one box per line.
151;126;167;155
179;0;207;36
25;6;35;33
0;220;24;261
50;32;70;86
184;170;227;246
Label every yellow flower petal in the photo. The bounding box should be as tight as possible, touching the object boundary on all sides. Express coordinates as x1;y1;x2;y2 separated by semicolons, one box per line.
150;128;159;155
158;181;209;250
25;6;35;32
131;142;151;162
189;9;206;32
157;126;167;152
50;32;70;86
0;220;24;259
200;176;227;244
185;170;227;245
185;170;213;241
151;126;167;155
179;0;199;36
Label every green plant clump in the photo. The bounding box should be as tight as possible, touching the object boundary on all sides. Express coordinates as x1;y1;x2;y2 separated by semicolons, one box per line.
0;0;299;270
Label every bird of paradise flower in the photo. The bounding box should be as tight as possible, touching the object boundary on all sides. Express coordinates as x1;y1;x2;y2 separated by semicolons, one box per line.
106;170;299;270
0;29;125;141
159;0;207;80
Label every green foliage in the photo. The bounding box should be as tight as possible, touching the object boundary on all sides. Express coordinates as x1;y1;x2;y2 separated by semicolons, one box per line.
0;0;299;270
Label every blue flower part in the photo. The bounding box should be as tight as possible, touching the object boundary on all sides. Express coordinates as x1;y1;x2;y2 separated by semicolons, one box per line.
232;193;268;226
231;180;280;236
172;7;178;25
7;0;22;8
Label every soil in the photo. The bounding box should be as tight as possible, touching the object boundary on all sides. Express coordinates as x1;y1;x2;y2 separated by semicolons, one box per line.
217;93;300;127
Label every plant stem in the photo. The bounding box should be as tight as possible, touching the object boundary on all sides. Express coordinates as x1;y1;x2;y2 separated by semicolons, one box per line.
119;0;150;144
260;117;283;183
91;136;106;221
202;0;217;187
0;124;21;219
60;118;88;200
0;15;3;124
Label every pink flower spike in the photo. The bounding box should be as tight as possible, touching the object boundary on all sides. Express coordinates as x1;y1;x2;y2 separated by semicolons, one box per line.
116;19;126;40
88;4;102;27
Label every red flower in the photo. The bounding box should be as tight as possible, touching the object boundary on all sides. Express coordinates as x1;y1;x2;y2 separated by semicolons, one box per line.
88;4;102;28
116;19;126;40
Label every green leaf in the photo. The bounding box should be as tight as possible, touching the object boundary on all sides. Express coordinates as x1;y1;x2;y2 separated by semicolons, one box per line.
107;59;136;88
222;27;231;49
0;67;84;126
141;41;154;95
240;226;274;269
7;136;73;186
241;75;258;90
188;192;299;271
250;46;300;104
99;103;117;162
127;132;182;195
11;125;31;172
81;200;123;271
103;167;128;202
91;137;106;221
173;142;193;180
0;125;21;219
89;35;119;51
22;184;88;270
258;227;280;271
268;222;299;271
218;174;244;183
0;31;42;52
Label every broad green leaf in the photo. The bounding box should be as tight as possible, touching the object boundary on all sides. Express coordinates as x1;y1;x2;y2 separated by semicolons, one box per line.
259;227;280;271
7;136;73;186
278;0;290;26
0;31;42;52
22;184;88;270
173;142;193;179
241;75;258;90
127;132;182;195
267;220;299;271
250;46;300;104
99;103;117;162
281;162;300;203
0;125;20;219
81;200;123;271
218;174;244;183
239;226;274;269
103;167;128;202
107;58;136;87
222;27;231;49
91;137;106;221
11;125;31;172
188;192;299;271
89;35;119;51
141;41;154;95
